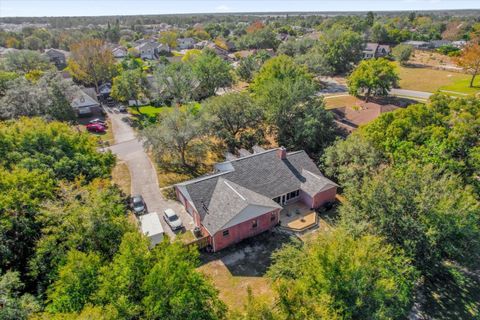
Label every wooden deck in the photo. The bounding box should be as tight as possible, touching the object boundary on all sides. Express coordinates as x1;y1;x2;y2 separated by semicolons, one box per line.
279;202;318;232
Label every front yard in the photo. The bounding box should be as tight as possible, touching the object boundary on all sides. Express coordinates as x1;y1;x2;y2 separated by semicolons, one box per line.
397;64;479;96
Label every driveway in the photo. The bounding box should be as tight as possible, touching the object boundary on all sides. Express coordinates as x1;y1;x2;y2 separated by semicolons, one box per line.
107;111;195;238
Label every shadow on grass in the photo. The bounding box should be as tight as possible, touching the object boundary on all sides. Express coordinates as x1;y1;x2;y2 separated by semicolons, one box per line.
199;231;295;277
422;262;480;319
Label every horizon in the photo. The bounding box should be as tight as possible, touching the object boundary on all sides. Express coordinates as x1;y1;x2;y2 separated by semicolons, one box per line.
1;0;479;18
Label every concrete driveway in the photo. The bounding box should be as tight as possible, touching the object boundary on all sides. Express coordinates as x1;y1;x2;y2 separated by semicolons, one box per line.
107;110;194;238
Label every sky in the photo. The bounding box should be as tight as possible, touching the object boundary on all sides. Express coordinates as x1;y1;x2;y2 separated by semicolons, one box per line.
0;0;479;17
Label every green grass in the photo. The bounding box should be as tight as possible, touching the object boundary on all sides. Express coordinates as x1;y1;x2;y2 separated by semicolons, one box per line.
324;95;363;109
397;64;480;96
128;105;168;117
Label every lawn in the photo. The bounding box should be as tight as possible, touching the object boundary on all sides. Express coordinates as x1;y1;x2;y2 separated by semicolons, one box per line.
111;160;131;195
323;94;363;109
397;64;479;96
129;105;168;118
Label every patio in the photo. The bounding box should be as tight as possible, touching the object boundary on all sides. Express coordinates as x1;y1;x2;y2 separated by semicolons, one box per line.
279;201;318;232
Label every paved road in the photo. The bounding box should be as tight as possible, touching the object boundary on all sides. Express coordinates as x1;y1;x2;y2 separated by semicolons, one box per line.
107;111;194;238
389;88;432;100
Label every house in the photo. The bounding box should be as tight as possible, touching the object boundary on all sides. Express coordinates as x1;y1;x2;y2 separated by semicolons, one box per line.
363;43;391;59
176;37;195;50
139;212;164;246
430;40;452;49
452;40;467;48
44;48;70;69
135;40;170;60
112;46;127;59
174;147;338;252
332;103;399;132
194;40;211;49
71;89;101;118
402;40;431;49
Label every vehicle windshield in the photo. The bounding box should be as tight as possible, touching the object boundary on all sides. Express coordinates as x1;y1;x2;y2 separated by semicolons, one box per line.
168;214;178;222
133;198;143;206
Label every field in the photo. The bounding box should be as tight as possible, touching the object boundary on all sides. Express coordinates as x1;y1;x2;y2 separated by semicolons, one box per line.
397;64;480;96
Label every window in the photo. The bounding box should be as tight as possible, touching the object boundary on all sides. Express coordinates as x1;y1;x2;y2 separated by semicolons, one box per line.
223;230;229;237
273;197;280;204
271;213;276;221
252;220;258;228
286;193;290;200
296;190;300;197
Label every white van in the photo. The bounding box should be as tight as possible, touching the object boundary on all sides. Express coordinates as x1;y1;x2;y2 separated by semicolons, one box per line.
139;212;164;246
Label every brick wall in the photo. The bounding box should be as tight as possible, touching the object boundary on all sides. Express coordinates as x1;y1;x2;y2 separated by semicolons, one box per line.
300;187;337;209
212;208;280;252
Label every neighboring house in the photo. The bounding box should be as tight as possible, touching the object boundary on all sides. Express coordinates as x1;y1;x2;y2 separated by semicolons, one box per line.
402;40;431;49
332;103;399;132
206;42;231;60
135;40;170;60
44;48;70;69
194;40;212;49
176;37;195;50
430;40;452;49
98;83;112;100
112;46;127;59
175;147;338;252
452;40;467;48
71;89;100;117
363;43;391;59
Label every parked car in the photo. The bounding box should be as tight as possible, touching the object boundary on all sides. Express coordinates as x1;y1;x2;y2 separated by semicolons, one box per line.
86;123;106;133
163;208;183;231
118;105;127;113
89;118;108;127
131;195;146;214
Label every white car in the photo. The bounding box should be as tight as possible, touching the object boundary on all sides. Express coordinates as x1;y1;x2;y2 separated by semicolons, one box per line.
163;208;183;231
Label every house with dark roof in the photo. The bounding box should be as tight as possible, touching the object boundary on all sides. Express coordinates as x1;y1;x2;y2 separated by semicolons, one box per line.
44;48;70;69
175;147;338;251
363;43;391;59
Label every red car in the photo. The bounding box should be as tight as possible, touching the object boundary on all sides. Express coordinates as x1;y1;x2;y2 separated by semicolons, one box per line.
86;123;106;133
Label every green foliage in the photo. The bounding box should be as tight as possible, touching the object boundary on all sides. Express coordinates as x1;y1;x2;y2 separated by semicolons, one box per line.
236;28;280;50
370;23;389;43
0;71;19;96
111;69;149;106
0;271;40;319
46;250;102;313
189;49;233;98
30;180;133;294
340;164;480;276
202;92;265;152
142;242;227;320
152;62;199;105
436;44;461;56
141;104;207;167
0;117;115;181
3;50;52;73
347;58;399;101
235;53;268;82
269;229;416;320
392;44;413;65
277;38;315;57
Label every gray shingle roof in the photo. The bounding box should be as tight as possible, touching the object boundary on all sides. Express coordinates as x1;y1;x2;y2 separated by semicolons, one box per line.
176;148;337;233
301;169;339;197
202;178;281;234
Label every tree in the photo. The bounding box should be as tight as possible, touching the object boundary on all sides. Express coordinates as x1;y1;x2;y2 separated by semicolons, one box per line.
0;71;19;96
31;180;132;294
370;23;389;43
3;50;51;73
202;92;265;152
141;105;206;168
236;28;280;50
276;97;338;160
456;42;480;87
95;232;153;319
235;52;269;82
190;49;233;98
152;62;199;105
24;35;43;50
68;39;117;92
322;134;385;190
340;164;480;276
347;58;399;102
392;44;413;65
268;229;416;319
0;271;40;320
314;28;364;74
366;11;375;26
46;250;102;313
251;55;317;126
111;69;149;113
277;38;315;57
142;242;227;320
159;30;178;48
0;72;77;121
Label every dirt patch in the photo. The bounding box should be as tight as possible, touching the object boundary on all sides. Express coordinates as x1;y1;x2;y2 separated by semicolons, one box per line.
111;160;131;195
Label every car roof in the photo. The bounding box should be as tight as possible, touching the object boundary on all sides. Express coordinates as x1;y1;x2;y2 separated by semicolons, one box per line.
164;208;176;217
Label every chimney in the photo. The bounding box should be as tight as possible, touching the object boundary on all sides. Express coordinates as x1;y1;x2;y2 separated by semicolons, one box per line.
277;146;287;160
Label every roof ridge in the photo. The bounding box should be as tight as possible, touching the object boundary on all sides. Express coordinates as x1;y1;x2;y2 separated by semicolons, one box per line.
217;148;279;165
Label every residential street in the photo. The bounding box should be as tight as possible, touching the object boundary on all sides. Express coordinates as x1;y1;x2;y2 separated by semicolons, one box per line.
389;88;433;100
107;111;194;238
